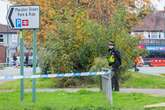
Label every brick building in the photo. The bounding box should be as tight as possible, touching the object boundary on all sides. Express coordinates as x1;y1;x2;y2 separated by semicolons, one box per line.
132;9;165;66
132;10;165;51
0;24;18;64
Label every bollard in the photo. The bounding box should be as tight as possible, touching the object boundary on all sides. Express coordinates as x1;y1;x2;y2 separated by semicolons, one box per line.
101;68;113;105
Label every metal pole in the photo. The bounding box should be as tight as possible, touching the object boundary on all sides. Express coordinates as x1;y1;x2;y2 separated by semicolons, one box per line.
20;30;24;101
101;69;113;104
32;29;37;102
108;73;113;105
6;4;9;66
6;26;9;65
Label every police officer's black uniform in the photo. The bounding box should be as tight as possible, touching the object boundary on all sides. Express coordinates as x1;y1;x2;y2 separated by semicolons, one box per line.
107;41;121;91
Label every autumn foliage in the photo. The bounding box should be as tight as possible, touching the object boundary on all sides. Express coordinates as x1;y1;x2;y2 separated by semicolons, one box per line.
9;0;152;46
7;0;152;87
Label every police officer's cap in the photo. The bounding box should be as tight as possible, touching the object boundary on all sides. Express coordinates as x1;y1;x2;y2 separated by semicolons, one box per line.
108;40;115;46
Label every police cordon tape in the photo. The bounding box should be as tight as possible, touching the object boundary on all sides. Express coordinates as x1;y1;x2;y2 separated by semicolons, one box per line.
0;72;110;80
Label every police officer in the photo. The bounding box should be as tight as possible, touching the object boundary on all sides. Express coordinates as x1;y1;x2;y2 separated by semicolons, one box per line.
107;41;121;91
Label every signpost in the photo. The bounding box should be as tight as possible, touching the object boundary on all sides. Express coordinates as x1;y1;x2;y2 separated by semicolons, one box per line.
32;30;37;102
7;5;40;102
7;5;39;29
20;30;24;101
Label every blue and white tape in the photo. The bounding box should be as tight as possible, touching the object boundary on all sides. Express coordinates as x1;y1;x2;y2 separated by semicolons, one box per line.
0;72;110;80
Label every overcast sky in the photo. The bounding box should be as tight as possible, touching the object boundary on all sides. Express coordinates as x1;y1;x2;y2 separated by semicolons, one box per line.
152;0;165;10
0;0;10;25
0;0;165;25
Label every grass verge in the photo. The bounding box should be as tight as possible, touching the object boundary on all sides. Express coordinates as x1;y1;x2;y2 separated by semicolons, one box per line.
121;71;165;89
0;90;165;110
1;71;165;90
0;78;54;90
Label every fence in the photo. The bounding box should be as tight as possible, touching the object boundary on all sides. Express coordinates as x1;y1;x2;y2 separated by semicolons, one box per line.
0;68;113;104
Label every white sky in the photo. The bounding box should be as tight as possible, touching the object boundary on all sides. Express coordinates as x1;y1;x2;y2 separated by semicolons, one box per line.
0;0;10;24
152;0;165;10
0;0;165;25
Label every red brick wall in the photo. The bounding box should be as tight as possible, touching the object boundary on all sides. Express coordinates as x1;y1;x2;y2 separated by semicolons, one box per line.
0;45;6;63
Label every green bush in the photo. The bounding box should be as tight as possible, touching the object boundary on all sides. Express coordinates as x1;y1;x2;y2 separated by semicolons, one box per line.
90;57;109;72
38;5;143;87
53;76;99;88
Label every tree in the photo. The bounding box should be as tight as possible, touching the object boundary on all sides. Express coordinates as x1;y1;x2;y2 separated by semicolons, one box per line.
88;4;147;71
9;0;150;87
8;0;149;71
9;0;153;45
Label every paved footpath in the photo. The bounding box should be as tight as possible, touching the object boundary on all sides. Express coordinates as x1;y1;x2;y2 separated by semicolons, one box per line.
120;88;165;96
1;88;165;96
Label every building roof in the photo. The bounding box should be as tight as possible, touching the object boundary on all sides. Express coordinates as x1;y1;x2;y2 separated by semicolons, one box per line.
132;10;165;32
0;24;18;34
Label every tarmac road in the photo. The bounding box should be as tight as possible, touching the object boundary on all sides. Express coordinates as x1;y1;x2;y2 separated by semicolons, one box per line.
133;65;165;76
1;66;165;77
0;67;41;76
0;66;41;82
